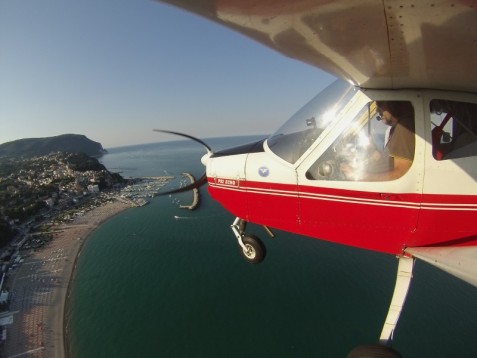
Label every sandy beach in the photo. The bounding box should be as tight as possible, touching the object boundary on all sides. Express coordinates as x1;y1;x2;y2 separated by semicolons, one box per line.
3;200;131;358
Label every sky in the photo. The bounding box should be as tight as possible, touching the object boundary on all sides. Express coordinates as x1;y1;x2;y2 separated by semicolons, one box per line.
0;0;335;149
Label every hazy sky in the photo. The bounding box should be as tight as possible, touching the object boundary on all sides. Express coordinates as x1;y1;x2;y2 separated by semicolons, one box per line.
0;0;335;149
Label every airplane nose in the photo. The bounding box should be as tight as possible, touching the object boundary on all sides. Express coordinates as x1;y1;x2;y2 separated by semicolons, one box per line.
201;152;211;166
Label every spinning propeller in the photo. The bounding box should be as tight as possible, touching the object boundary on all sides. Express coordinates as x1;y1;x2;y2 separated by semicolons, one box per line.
152;129;212;195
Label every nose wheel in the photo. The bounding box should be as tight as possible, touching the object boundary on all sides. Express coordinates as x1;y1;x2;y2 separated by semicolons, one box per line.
231;218;267;264
239;235;266;264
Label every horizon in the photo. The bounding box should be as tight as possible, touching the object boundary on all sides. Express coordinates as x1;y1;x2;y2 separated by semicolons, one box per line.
0;132;269;151
0;0;335;149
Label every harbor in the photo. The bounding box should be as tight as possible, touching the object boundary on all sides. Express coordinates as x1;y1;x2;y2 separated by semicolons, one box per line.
119;176;174;207
117;173;200;209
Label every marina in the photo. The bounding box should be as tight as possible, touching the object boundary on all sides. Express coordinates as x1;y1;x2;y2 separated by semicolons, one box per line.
119;176;174;207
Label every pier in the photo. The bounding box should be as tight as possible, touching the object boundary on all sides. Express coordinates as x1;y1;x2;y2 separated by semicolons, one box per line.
179;173;200;210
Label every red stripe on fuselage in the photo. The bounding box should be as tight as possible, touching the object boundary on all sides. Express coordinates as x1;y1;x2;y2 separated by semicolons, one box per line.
208;178;477;254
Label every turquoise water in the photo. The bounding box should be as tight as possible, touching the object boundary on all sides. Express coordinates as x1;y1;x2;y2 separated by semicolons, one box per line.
67;136;477;357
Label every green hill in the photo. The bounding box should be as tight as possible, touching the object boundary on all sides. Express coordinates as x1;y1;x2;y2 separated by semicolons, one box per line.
0;134;107;158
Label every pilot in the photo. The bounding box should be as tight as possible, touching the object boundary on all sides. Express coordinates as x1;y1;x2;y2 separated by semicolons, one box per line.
342;100;415;181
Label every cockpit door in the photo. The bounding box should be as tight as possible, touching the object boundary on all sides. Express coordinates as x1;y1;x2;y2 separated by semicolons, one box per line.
295;94;424;255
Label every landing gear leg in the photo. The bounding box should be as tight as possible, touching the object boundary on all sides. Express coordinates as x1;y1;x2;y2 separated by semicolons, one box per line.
347;256;414;358
231;217;266;264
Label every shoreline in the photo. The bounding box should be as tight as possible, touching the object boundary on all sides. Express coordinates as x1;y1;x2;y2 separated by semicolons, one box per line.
62;200;131;358
3;199;131;358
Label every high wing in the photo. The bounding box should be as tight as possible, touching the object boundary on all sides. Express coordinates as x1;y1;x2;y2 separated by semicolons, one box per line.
156;0;477;92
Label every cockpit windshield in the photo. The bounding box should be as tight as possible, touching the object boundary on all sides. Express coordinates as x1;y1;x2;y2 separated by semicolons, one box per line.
267;79;356;164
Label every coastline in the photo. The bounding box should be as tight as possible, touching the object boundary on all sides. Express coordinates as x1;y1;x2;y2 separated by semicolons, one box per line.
3;199;131;358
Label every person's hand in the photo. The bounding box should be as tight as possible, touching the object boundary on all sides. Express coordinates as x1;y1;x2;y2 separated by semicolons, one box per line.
370;150;382;161
340;163;354;179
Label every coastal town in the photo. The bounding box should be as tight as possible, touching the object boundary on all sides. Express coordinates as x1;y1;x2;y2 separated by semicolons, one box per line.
0;150;200;357
0;151;125;244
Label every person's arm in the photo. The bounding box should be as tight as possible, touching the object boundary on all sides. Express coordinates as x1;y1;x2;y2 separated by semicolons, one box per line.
340;156;412;181
361;156;412;181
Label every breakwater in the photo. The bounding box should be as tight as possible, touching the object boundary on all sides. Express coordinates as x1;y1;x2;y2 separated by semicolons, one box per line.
179;173;199;210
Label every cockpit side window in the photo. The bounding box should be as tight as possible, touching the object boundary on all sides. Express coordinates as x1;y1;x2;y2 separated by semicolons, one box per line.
306;101;415;181
430;99;477;160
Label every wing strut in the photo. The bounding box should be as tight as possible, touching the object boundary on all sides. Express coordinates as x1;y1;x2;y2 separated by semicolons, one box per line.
379;256;415;345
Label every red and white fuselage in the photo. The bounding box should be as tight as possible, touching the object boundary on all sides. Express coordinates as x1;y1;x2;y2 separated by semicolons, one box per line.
205;82;477;256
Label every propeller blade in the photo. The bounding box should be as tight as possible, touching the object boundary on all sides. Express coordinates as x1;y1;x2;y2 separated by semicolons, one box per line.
158;173;208;195
153;129;212;195
153;129;213;154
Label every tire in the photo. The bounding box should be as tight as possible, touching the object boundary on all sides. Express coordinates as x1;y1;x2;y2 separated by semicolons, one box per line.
239;235;266;264
347;345;402;358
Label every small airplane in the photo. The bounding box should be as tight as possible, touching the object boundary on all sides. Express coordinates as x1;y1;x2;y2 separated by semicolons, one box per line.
153;1;477;357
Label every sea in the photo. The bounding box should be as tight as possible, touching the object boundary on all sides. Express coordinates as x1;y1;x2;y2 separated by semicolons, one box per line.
66;135;477;358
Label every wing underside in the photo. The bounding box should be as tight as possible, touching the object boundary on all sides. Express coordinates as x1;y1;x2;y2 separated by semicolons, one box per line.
406;246;477;288
157;0;477;92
